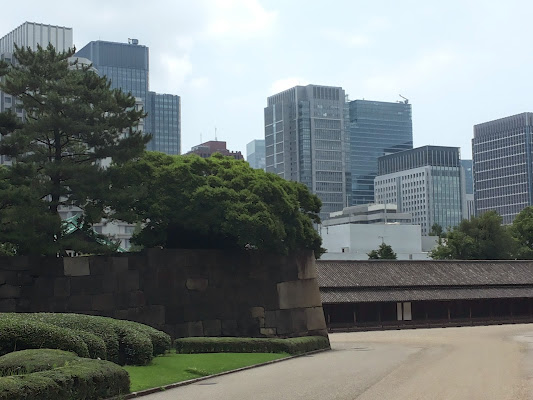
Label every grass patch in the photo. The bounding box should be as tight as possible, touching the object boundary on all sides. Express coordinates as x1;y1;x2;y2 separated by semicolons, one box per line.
125;352;288;392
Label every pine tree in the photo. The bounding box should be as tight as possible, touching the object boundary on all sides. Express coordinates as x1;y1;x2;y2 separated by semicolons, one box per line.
0;44;150;255
368;243;397;260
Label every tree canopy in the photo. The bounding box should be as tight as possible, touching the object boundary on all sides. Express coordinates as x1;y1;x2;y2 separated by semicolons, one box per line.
367;243;397;260
510;206;533;259
0;44;149;255
430;211;515;260
107;152;325;257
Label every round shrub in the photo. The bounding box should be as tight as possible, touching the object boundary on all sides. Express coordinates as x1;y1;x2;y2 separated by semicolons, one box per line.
120;320;171;356
71;330;106;360
0;350;130;400
0;349;79;376
0;317;89;358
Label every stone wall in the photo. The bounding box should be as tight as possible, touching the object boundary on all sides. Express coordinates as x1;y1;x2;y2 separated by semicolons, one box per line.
0;249;327;339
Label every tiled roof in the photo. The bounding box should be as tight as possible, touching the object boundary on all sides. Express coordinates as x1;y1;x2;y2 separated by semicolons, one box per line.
316;260;533;288
316;260;533;303
321;287;533;303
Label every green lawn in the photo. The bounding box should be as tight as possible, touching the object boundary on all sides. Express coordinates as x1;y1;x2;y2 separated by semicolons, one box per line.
124;352;289;392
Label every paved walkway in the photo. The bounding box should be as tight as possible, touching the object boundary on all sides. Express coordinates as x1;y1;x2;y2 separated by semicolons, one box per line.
143;324;533;400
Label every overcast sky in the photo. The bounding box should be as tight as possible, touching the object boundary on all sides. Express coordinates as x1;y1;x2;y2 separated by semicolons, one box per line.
2;0;533;158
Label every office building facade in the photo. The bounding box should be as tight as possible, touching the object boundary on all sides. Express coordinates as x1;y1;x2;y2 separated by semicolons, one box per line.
472;113;533;224
375;146;464;235
75;40;181;154
246;139;266;170
347;100;413;206
461;160;474;220
186;140;243;160
264;85;349;220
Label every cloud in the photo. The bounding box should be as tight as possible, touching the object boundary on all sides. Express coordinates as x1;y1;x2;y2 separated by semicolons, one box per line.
269;77;309;95
189;77;209;90
206;0;277;39
363;48;459;95
157;53;193;93
322;29;371;48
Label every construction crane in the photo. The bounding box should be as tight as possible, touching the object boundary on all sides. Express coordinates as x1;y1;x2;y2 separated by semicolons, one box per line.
399;94;409;104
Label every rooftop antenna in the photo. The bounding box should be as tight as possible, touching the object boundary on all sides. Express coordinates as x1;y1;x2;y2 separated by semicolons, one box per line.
215;127;217;141
200;132;202;143
399;94;409;104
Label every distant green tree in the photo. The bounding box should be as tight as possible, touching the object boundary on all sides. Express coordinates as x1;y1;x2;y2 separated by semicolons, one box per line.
510;206;533;259
368;243;397;260
429;223;446;238
0;44;149;255
107;152;325;257
430;211;514;260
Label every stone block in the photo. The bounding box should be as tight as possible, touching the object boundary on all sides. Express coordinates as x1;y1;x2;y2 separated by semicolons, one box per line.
111;257;129;273
92;294;115;311
102;273;118;292
291;308;307;333
68;295;93;311
89;257;111;275
277;279;322;310
165;305;185;324
305;307;327;331
54;278;70;297
70;276;104;295
221;319;238;336
0;284;20;299
129;290;146;307
118;271;139;292
64;257;90;276
273;310;294;335
186;278;208;291
296;251;317;280
237;317;260;336
264;310;277;327
0;298;16;312
260;327;277;336
188;321;204;337
142;305;166;326
250;306;265;318
203;319;222;336
1;256;31;271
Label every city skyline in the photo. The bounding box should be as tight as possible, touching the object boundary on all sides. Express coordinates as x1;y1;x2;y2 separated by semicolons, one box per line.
2;1;532;158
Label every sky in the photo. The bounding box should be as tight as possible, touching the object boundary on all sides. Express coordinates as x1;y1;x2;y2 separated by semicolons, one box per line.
2;0;533;159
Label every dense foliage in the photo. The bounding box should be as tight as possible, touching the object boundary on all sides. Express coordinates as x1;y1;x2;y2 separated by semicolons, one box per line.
0;349;129;400
108;152;325;257
510;206;533;259
0;44;149;255
367;243;397;260
0;313;171;366
430;211;515;259
175;336;330;355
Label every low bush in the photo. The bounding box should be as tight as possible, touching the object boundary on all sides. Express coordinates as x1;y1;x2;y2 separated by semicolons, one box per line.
0;349;130;400
0;317;89;358
0;313;172;366
0;349;78;376
175;336;330;355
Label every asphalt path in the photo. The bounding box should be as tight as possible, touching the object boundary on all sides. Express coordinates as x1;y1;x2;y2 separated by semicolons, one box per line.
142;324;533;400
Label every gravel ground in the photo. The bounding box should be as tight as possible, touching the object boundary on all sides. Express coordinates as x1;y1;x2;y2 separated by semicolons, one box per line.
142;324;533;400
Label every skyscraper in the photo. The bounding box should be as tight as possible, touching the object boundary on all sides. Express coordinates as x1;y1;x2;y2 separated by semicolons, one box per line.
461;160;475;220
472;113;533;224
1;22;73;165
375;146;464;235
75;40;181;155
246;139;266;170
264;85;349;220
347;99;413;206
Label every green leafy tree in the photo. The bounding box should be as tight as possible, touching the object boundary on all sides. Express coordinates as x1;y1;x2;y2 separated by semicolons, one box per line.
0;44;149;255
107;152;324;257
510;206;533;259
368;243;397;259
430;211;515;260
429;223;446;238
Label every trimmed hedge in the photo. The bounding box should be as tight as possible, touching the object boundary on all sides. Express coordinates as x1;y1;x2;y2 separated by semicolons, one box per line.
0;317;89;358
175;336;331;355
0;349;79;376
0;313;172;366
0;349;130;400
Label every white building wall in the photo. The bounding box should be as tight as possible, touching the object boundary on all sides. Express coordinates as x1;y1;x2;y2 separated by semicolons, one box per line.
321;223;430;260
0;22;73;53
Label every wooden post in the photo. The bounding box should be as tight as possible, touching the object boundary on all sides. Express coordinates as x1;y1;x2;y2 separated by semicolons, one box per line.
447;305;451;321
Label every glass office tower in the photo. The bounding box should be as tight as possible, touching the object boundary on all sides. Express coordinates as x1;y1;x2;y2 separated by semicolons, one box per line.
473;112;533;224
375;146;464;235
246;139;266;170
347;100;413;205
264;85;349;220
75;40;180;155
